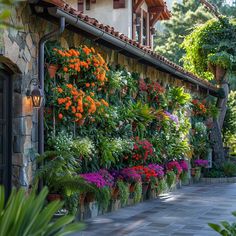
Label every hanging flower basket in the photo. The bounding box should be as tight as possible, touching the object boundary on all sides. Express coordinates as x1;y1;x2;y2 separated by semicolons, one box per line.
47;64;59;78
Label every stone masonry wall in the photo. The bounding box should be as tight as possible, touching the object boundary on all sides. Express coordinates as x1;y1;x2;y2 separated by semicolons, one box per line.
0;2;205;188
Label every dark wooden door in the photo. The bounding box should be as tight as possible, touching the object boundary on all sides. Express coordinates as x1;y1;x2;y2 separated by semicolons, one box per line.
0;69;12;198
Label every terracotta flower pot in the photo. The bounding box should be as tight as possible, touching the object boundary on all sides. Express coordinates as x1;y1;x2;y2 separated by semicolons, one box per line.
77;118;85;126
47;64;58;78
47;193;62;202
111;187;119;200
129;183;135;193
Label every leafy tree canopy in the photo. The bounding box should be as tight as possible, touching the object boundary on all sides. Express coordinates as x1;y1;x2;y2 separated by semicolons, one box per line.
154;0;236;66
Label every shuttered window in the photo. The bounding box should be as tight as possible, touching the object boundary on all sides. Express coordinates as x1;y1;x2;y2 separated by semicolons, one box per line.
78;0;84;11
113;0;125;9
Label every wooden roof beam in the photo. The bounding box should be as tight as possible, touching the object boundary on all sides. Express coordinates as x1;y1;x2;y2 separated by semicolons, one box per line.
133;0;145;13
150;11;162;26
148;6;165;13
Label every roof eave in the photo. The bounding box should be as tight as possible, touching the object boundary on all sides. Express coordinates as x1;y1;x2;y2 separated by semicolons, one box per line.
30;4;218;97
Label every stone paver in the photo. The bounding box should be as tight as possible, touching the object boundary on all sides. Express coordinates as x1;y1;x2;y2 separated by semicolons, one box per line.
73;183;236;236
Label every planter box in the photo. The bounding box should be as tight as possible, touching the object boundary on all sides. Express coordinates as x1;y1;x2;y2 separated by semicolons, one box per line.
200;177;236;184
76;180;187;221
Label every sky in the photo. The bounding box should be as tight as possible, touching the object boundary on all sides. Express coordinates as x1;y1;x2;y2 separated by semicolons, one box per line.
225;0;234;4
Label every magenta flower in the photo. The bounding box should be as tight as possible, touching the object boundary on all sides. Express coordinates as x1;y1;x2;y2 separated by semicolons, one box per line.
179;160;188;172
80;172;107;188
166;161;183;175
194;159;208;168
148;164;164;179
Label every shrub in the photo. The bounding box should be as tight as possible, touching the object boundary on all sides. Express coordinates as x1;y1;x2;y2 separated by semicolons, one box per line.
0;186;84;236
209;211;236;235
222;161;236;177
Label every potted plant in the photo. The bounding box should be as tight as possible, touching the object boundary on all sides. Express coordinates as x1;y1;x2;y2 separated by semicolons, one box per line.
119;167;141;193
45;42;61;78
117;180;129;206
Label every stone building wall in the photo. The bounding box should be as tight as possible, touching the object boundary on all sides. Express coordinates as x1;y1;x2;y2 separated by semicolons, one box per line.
0;2;205;188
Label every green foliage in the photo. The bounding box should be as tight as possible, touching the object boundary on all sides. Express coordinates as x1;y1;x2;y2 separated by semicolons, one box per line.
0;0;19;29
98;136;133;169
221;161;236;177
35;151;93;195
0;186;84;236
156;178;168;194
72;137;95;158
166;171;176;188
117;181;129;206
98;187;111;211
191;122;209;158
223;91;236;154
167;87;191;111
155;0;236;66
182;17;236;80
133;182;142;204
209;211;236;235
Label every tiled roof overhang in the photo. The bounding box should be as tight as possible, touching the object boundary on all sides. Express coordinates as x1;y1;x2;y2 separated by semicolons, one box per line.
146;0;171;20
30;0;219;97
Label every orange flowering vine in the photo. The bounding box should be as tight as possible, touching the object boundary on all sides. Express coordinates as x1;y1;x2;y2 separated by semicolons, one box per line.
51;83;109;123
53;46;109;89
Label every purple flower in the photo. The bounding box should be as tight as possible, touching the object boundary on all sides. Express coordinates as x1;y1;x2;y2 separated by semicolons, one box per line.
179;160;188;172
148;164;164;179
164;111;179;124
120;168;141;183
99;169;114;187
194;159;208;168
80;172;107;188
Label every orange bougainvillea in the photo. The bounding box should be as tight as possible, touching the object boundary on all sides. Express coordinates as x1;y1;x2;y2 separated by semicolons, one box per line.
53;46;109;88
191;99;207;116
52;83;109;123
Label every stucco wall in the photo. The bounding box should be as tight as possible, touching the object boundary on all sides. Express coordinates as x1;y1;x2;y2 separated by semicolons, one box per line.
83;0;132;38
0;2;204;189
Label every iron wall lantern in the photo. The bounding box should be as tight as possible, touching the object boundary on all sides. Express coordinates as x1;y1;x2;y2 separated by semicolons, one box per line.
26;78;43;108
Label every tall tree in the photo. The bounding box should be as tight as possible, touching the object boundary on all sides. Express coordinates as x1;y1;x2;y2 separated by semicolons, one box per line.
154;0;236;65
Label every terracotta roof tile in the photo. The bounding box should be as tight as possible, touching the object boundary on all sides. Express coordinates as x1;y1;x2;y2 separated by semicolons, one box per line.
39;0;217;91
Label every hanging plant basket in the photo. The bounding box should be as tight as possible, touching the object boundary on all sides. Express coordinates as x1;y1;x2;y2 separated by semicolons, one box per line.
215;65;226;82
47;64;59;78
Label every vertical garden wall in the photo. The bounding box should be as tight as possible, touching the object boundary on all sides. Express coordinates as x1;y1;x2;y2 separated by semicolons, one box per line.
34;42;218;218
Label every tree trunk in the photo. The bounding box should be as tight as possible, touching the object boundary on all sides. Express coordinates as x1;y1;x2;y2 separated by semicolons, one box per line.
217;81;229;130
210;74;229;165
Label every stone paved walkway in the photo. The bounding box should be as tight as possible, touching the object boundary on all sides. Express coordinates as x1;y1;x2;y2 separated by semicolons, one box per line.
75;183;236;236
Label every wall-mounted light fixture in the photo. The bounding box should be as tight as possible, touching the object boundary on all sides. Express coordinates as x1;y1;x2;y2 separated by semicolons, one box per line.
26;78;43;108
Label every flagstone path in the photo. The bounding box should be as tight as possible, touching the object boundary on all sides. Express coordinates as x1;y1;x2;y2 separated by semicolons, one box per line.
74;183;236;236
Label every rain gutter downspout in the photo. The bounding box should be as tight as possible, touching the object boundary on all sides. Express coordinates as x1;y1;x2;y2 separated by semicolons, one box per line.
38;17;65;187
47;7;217;96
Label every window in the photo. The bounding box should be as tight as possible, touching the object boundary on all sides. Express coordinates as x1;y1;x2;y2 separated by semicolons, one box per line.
133;9;149;46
